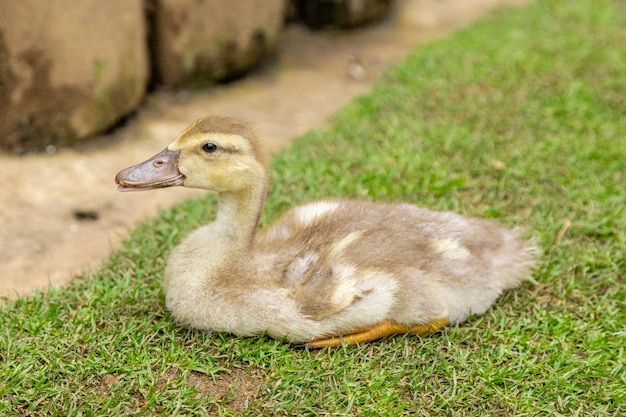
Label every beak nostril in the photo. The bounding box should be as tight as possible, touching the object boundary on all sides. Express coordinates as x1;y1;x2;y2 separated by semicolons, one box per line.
154;160;164;168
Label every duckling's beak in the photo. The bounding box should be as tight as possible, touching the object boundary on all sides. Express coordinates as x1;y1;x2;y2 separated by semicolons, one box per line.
115;148;185;192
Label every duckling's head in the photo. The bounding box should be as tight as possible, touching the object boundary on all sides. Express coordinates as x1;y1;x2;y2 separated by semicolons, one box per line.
116;116;268;193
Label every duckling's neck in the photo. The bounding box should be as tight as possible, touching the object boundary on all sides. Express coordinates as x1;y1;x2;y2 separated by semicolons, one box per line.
165;180;267;295
214;186;266;252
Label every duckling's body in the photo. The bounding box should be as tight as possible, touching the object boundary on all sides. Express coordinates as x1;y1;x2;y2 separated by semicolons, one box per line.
116;116;538;347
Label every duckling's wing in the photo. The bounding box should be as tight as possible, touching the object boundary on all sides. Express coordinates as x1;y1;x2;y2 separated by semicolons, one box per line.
291;261;357;320
257;212;400;322
289;256;399;322
281;242;397;321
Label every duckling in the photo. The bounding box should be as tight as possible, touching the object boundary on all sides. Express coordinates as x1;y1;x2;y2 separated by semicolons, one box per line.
115;116;538;348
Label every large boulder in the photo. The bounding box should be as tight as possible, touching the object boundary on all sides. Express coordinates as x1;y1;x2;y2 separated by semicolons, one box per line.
292;0;394;29
0;0;149;153
150;0;286;87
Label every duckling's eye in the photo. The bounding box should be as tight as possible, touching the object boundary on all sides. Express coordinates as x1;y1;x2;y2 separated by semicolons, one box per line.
202;143;217;153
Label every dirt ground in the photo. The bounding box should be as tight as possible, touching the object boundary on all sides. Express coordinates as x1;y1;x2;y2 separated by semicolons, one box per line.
0;0;529;298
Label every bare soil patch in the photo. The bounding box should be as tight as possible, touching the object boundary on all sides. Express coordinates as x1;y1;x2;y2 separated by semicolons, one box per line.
187;367;264;414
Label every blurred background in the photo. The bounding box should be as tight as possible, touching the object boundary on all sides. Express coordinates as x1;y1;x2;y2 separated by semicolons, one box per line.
0;0;527;297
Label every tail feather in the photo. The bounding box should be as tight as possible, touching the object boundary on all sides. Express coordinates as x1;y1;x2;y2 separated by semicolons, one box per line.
498;230;541;290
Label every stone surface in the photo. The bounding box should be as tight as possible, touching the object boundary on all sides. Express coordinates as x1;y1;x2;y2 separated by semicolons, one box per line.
292;0;394;29
0;0;149;153
151;0;286;87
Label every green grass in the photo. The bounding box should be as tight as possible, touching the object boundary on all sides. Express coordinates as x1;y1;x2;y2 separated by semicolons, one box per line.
2;0;625;415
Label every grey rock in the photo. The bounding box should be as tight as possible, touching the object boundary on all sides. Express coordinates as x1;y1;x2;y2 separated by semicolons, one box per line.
150;0;286;87
292;0;394;29
0;0;149;153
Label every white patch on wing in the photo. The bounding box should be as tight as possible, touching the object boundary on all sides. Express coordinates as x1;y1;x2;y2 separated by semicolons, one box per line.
296;201;340;225
265;224;291;241
431;238;471;260
345;269;399;320
328;231;362;259
285;252;319;286
329;264;358;309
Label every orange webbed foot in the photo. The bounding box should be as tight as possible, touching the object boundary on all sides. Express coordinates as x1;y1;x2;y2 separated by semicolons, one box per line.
307;317;449;348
